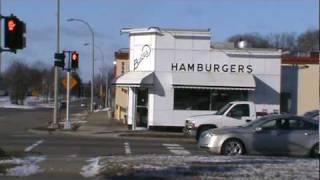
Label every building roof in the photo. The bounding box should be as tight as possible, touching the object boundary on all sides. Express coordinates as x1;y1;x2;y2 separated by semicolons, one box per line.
115;48;129;60
282;55;319;65
120;27;211;37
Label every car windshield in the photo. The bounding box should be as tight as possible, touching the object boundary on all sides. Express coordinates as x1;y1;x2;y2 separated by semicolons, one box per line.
215;103;233;115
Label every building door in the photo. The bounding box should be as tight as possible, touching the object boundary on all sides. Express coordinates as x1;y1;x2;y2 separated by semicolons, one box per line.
136;88;148;128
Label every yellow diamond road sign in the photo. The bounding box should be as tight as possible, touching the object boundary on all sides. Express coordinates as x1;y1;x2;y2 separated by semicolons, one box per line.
62;75;78;89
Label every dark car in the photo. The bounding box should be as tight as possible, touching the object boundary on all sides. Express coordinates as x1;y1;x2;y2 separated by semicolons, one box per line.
304;110;319;121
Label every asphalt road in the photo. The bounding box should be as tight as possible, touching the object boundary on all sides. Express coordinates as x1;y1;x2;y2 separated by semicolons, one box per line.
1;104;317;180
0;104;207;179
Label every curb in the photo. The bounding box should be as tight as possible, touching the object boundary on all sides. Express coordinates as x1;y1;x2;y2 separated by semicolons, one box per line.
28;128;196;142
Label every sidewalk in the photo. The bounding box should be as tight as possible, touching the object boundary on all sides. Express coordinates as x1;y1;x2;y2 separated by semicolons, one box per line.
30;110;194;141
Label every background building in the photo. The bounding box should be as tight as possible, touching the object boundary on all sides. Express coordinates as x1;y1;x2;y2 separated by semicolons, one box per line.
114;27;281;130
113;49;130;123
281;52;319;115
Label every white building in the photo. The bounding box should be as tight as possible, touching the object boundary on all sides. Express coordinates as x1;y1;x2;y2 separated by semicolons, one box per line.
114;27;281;130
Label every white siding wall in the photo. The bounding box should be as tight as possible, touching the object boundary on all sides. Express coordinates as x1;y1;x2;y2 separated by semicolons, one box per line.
129;34;156;71
127;30;281;127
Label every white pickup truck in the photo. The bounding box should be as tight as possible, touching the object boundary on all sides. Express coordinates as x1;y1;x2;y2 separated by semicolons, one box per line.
183;101;268;140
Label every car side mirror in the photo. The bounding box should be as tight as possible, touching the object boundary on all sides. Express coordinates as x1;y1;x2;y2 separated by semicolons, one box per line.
255;127;262;132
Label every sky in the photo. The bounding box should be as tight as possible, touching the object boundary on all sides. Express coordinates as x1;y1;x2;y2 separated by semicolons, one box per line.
1;0;318;82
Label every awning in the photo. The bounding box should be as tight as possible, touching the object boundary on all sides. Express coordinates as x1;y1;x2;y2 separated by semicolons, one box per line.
172;72;256;90
113;71;154;87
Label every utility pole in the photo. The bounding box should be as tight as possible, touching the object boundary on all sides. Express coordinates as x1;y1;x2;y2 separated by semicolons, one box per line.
105;73;108;108
0;0;2;73
52;0;60;128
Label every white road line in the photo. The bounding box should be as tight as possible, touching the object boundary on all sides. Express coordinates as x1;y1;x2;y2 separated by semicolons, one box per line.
11;134;38;137
24;140;44;152
167;146;185;150
170;149;191;155
162;143;180;147
124;142;131;155
163;143;191;156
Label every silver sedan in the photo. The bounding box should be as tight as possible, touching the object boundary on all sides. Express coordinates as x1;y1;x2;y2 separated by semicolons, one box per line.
198;114;319;157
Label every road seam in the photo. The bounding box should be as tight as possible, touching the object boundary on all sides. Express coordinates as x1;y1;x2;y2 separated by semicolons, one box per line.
24;140;44;152
162;143;191;155
124;142;131;155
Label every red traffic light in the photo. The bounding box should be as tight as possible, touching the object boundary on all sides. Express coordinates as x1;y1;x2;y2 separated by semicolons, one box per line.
71;52;79;61
8;19;17;31
4;15;26;50
71;51;79;69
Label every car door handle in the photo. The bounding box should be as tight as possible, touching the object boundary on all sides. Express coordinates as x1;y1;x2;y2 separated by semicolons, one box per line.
246;119;252;123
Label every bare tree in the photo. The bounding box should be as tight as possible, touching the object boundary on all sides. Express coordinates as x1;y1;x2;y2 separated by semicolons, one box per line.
266;32;297;51
297;29;319;52
4;60;32;105
227;29;319;54
93;65;113;107
228;33;271;48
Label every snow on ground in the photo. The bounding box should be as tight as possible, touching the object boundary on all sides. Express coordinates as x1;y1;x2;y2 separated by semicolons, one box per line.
0;96;35;109
93;108;110;113
0;96;85;109
80;157;105;178
97;155;319;179
0;156;46;177
0;96;55;109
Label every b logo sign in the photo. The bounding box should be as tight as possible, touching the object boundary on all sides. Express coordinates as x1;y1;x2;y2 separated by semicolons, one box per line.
133;45;151;70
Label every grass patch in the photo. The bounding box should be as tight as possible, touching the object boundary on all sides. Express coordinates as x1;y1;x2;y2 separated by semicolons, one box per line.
102;163;135;177
1;147;42;160
0;164;17;175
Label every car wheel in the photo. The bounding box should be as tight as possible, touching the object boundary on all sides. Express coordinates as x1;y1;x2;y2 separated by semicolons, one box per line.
310;143;319;158
196;126;214;141
221;139;245;156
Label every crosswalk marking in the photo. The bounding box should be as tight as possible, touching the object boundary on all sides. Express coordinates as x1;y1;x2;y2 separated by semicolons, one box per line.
24;140;44;152
162;143;180;147
162;143;191;155
124;142;131;155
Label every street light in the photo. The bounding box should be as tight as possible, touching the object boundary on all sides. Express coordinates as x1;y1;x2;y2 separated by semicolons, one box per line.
67;18;95;112
84;43;108;108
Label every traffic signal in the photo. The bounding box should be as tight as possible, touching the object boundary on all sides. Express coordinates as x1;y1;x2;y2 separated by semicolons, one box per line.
54;53;65;68
71;51;79;69
4;15;26;50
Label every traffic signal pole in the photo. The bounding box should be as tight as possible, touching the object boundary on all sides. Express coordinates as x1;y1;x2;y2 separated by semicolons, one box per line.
52;0;60;128
64;51;71;130
53;49;78;130
0;0;2;73
65;69;71;129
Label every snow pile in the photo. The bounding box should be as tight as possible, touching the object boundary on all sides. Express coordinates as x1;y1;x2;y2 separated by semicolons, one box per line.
97;155;319;179
80;157;104;178
0;156;46;177
0;96;54;109
0;96;35;109
94;107;110;113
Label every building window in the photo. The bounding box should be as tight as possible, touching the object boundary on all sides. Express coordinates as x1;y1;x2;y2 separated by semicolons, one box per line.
174;89;248;111
210;90;248;110
121;62;125;74
174;89;210;110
